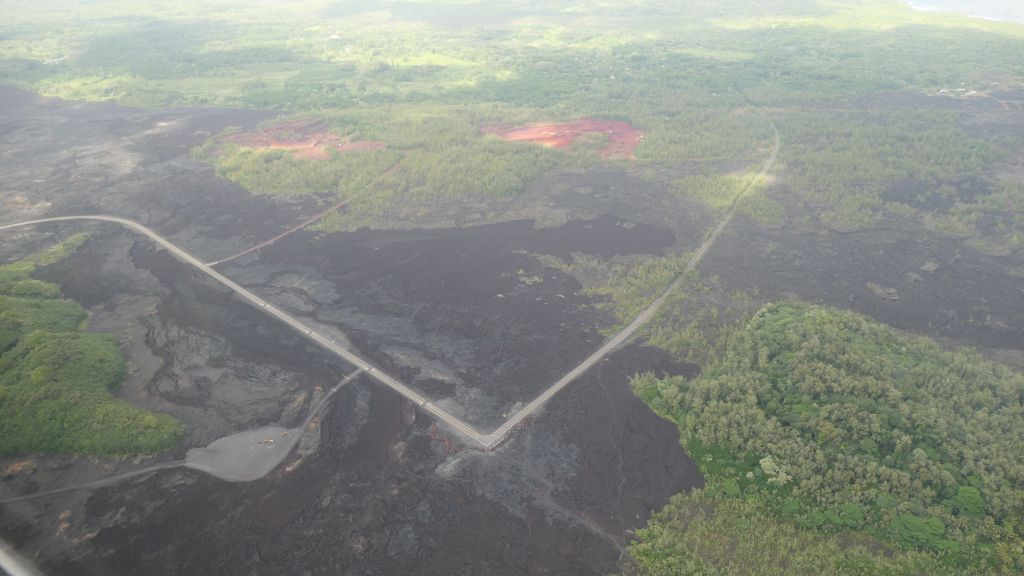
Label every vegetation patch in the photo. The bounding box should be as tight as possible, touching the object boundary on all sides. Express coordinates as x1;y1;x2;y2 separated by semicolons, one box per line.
194;107;569;228
538;252;692;335
736;190;786;227
674;170;764;212
632;487;950;576
0;237;183;455
776;109;1013;235
631;303;1024;575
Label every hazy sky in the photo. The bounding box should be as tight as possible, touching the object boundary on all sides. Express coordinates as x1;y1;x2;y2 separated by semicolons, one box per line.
908;0;1024;23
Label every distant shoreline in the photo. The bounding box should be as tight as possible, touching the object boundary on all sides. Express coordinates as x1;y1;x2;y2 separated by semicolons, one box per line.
905;1;1024;24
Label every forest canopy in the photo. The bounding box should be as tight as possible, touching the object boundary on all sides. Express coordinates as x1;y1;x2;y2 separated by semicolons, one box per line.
0;237;183;455
631;303;1024;575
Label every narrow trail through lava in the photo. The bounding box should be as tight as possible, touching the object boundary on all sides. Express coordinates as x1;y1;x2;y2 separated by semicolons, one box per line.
208;197;349;266
209;155;406;267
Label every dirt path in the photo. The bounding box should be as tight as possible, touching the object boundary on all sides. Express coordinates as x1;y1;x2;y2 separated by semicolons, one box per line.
208;197;350;266
209;155;406;267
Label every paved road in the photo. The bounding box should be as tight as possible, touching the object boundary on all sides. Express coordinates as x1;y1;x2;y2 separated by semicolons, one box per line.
0;129;777;449
0;216;488;444
485;125;780;446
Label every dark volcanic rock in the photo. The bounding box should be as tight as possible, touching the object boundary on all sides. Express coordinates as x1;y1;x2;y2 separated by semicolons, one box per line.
1;87;702;576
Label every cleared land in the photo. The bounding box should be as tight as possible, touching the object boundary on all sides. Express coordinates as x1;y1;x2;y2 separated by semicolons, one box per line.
482;118;644;159
219;119;387;160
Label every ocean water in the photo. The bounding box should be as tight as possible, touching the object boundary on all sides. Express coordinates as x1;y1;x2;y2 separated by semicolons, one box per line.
907;0;1024;24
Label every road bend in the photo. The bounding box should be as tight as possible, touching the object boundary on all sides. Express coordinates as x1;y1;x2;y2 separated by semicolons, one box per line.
299;369;364;431
483;124;780;448
0;126;777;450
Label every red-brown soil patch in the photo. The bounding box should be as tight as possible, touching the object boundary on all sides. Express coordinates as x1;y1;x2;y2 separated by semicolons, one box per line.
2;459;35;477
221;119;386;160
481;118;644;159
